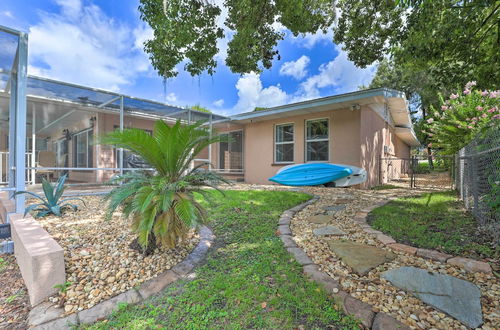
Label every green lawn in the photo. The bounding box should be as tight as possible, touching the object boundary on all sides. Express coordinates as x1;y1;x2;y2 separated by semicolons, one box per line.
83;190;358;329
368;190;498;259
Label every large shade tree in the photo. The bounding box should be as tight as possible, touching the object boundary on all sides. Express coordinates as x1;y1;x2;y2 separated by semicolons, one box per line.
139;0;499;88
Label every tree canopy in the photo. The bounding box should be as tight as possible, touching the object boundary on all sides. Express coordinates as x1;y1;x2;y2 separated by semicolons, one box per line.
139;0;499;86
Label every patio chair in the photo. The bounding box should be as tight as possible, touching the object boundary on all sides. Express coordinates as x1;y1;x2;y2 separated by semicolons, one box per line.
37;150;56;181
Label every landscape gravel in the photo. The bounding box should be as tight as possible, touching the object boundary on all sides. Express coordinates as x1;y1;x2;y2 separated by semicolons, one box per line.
285;186;499;330
29;196;199;315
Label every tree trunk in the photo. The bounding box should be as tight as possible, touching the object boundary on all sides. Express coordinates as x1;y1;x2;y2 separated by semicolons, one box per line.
129;234;158;256
427;147;434;170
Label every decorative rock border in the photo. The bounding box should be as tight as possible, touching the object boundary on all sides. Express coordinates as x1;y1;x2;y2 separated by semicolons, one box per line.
29;226;215;329
277;196;410;329
358;201;493;274
278;195;494;328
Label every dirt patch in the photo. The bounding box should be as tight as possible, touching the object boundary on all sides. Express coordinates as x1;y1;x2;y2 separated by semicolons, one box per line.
0;254;30;329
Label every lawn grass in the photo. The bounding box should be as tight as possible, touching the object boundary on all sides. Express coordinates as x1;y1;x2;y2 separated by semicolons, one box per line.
83;190;359;329
369;190;498;259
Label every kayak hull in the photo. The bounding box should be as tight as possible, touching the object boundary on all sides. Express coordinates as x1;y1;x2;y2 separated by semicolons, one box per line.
330;164;367;187
269;163;352;186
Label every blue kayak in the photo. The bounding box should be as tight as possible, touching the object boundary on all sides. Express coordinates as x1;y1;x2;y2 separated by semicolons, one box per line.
269;163;353;186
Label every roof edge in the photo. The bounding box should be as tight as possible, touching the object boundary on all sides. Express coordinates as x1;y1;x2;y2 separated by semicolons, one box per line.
230;88;405;121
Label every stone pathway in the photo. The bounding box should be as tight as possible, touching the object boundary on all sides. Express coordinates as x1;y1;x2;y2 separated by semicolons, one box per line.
286;186;499;329
328;241;396;276
313;225;346;237
382;267;483;328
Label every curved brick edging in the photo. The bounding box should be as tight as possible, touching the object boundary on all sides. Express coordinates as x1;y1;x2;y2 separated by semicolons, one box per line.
277;196;410;329
29;226;215;330
356;200;493;274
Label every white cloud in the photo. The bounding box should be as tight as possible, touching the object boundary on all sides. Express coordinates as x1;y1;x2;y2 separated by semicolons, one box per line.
165;92;177;102
213;99;224;107
2;11;14;18
291;29;333;49
229;46;376;114
295;45;376;100
231;72;288;113
27;0;152;91
279;55;310;80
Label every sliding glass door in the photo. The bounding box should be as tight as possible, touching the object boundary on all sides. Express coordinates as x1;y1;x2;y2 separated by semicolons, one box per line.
219;131;243;172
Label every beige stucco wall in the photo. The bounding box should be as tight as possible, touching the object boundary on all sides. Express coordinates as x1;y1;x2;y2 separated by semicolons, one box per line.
360;107;386;188
242;108;361;185
360;108;411;187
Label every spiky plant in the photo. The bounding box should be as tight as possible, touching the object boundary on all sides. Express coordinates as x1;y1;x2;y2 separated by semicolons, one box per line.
15;174;84;218
100;120;227;252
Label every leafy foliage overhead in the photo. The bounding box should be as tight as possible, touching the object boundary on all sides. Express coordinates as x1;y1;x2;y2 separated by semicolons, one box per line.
139;0;499;88
139;0;335;77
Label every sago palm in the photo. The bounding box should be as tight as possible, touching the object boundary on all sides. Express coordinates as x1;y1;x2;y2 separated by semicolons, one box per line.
100;119;227;253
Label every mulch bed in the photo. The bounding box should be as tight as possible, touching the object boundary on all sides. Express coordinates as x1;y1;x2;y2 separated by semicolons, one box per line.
0;254;30;329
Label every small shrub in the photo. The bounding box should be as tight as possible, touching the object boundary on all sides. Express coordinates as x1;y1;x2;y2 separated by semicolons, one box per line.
15;174;85;218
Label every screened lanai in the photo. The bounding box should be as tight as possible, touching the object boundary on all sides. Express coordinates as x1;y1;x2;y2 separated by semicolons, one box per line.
0;74;229;188
0;25;229;199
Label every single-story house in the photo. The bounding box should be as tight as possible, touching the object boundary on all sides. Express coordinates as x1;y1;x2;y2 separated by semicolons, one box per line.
211;88;420;188
0;74;419;190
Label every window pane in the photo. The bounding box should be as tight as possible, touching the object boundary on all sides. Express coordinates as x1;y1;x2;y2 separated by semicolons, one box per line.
276;143;294;162
76;133;87;167
87;131;93;167
307;141;328;161
306;120;328;140
276;124;294;143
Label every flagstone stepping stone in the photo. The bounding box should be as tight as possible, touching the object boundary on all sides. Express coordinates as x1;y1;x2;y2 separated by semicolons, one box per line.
308;215;332;224
322;205;347;214
333;198;353;204
327;241;396;275
313;225;346;237
381;266;483;328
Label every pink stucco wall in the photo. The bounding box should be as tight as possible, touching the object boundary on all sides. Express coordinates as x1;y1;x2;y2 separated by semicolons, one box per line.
241;108;361;185
236;106;411;188
360;108;411;187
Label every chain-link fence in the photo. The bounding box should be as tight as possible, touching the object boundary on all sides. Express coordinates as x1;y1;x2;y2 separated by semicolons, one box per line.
455;128;499;238
379;156;454;189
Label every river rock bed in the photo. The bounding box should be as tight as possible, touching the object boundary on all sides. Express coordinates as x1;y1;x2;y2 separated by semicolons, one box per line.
30;196;199;315
288;186;499;330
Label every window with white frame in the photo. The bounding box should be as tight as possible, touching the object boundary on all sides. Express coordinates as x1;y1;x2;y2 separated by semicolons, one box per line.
305;118;329;161
73;128;93;168
275;123;294;163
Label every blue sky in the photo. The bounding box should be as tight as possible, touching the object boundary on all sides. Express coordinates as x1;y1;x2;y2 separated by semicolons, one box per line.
0;0;376;116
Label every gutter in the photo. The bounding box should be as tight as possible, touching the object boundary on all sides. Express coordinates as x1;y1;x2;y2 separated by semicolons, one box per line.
230;88;405;121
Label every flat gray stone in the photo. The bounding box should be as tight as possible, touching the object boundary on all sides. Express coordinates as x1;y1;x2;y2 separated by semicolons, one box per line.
313;225;346;237
333;198;353;204
138;270;179;299
172;259;195;277
327;241;396;275
308;215;332;224
28;301;64;326
381;266;483;328
287;247;313;265
372;312;411;330
78;289;142;325
280;235;297;248
303;264;341;293
278;224;292;235
322;205;347;214
32;314;77;330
